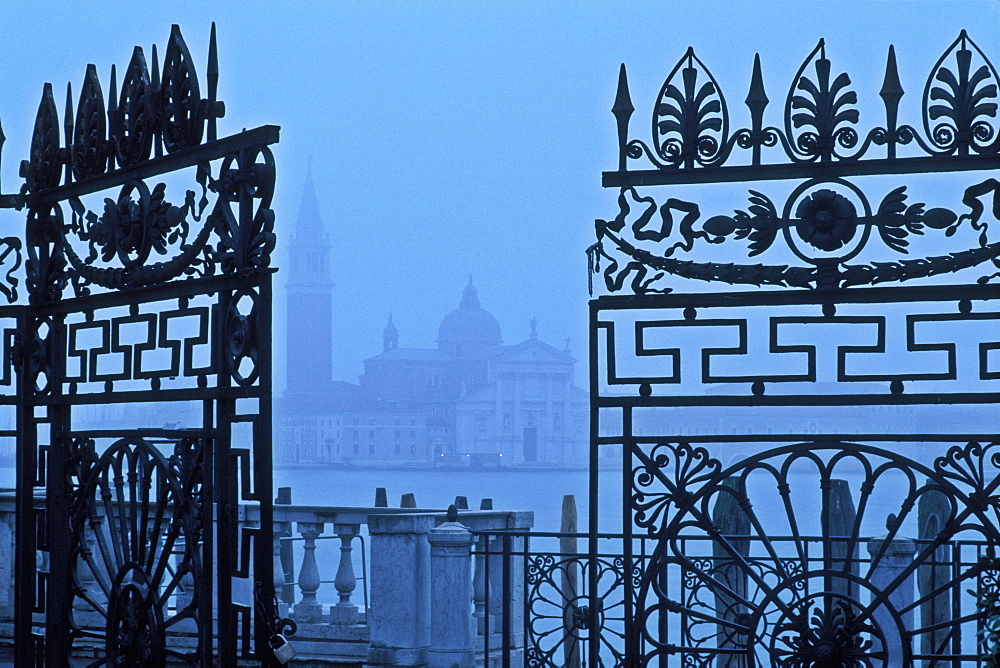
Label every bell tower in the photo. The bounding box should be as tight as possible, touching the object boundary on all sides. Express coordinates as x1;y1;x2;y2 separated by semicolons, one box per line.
285;164;334;400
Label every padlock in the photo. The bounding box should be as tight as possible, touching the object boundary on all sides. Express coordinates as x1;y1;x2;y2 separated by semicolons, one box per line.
270;633;298;664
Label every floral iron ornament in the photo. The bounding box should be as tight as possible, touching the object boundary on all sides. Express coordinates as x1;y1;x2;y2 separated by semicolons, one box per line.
607;31;1000;183
16;23;276;302
794;189;857;252
595;31;1000;295
771;599;877;668
591;176;1000;294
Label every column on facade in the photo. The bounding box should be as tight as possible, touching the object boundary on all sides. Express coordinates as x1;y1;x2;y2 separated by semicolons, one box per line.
513;372;522;463
544;370;553;463
561;374;572;463
493;370;502;459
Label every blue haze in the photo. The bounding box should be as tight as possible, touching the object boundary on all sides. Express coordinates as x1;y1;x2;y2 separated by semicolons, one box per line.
0;2;997;508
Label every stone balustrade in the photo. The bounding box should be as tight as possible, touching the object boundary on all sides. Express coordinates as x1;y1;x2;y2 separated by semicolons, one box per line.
0;489;532;665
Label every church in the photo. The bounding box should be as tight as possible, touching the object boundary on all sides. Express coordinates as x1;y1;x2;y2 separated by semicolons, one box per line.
276;172;588;466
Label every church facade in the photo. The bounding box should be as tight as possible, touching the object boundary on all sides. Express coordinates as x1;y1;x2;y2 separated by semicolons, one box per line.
276;175;588;466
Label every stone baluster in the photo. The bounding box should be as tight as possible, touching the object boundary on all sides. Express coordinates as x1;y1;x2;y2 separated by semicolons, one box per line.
330;523;360;624
427;507;474;668
273;521;291;618
472;534;490;635
74;524;103;614
294;522;324;623
275;487;295;606
867;531;917;668
175;534;195;613
473;498;494;636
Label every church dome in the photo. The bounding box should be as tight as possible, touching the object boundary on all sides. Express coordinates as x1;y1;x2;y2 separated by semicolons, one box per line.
437;279;502;356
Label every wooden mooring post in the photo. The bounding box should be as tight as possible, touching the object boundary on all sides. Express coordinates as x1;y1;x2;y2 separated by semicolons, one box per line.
713;476;749;666
560;494;581;668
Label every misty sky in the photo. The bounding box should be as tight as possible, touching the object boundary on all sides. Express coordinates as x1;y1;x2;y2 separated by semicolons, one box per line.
0;1;996;390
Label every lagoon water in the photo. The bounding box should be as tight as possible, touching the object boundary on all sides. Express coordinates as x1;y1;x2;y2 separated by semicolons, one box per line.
3;440;992;654
274;465;613;533
2;438;974;538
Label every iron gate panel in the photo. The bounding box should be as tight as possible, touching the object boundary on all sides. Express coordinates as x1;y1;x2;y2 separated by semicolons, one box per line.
585;30;1000;666
4;24;285;666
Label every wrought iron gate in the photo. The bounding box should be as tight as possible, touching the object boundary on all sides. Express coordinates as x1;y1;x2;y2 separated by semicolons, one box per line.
4;25;284;665
586;32;1000;665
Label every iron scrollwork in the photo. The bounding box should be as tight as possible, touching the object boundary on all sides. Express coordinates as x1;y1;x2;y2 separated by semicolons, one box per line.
18;23;272;303
592;176;1000;294
595;32;1000;296
923;32;999;156
611;31;1000;176
594;28;1000;668
633;48;730;169
68;436;208;665
784;40;860;162
212;145;277;274
628;440;1000;665
525;552;630;667
10;22;279;666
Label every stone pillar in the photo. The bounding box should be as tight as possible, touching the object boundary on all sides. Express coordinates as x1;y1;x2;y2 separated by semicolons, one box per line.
867;534;917;667
918;490;952;663
426;510;474;668
330;523;360;625
367;513;434;667
293;522;324;623
712;476;749;666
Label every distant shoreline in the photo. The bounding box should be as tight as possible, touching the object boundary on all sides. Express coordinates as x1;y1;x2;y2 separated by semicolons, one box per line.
273;462;617;473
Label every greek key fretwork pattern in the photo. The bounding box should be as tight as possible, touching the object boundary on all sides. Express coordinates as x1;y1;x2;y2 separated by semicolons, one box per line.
0;324;21;395
64;298;215;395
595;299;1000;404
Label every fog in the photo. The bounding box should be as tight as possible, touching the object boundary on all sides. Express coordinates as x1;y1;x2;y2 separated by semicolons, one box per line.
0;2;996;391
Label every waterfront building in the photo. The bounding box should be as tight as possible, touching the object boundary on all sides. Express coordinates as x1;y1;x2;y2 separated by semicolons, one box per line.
277;178;588;466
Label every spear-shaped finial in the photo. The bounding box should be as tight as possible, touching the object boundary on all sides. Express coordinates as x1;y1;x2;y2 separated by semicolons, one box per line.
108;64;118;171
151;43;160;90
745;54;768;115
880;45;903;159
151;42;162;159
208;22;219;142
745;53;768;165
64;81;74;185
612;63;634;172
0;116;6;194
